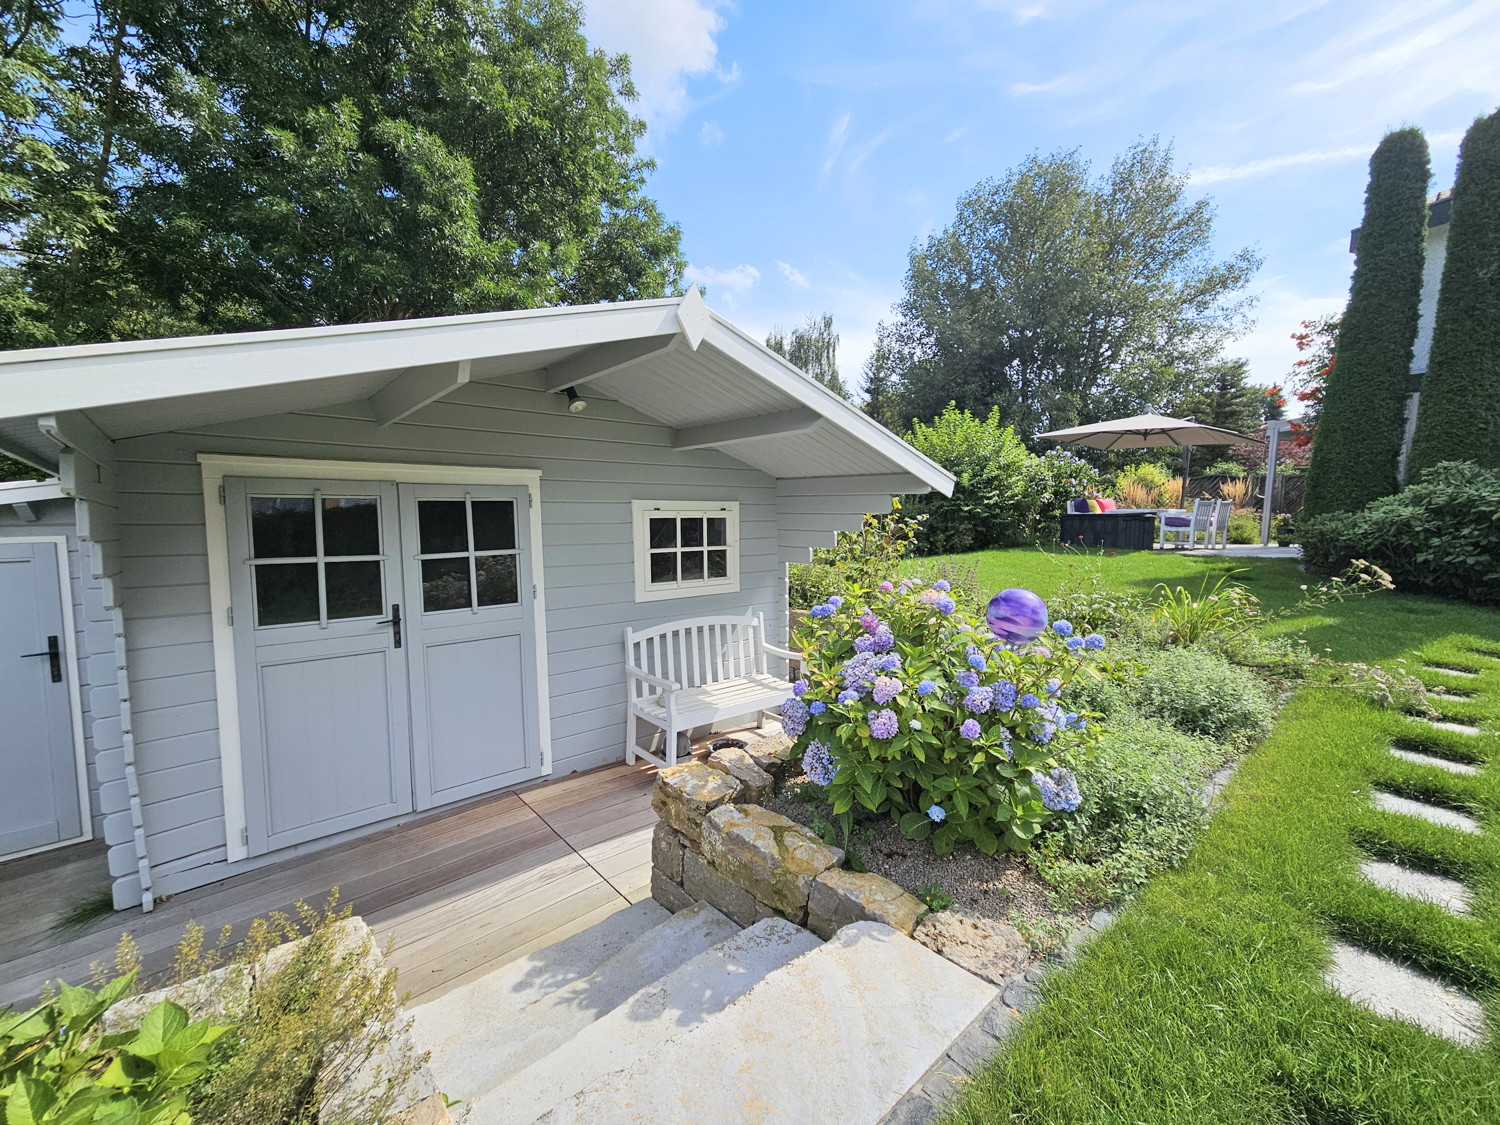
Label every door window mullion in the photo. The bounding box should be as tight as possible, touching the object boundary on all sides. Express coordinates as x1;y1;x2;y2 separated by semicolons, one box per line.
313;489;329;629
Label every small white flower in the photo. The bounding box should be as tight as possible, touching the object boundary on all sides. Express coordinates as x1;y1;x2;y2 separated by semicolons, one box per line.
909;720;923;730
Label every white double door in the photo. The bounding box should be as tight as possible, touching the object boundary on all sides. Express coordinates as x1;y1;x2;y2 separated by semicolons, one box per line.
226;477;539;856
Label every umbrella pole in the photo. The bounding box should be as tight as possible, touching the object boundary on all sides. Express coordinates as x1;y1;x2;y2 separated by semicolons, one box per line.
1179;444;1192;507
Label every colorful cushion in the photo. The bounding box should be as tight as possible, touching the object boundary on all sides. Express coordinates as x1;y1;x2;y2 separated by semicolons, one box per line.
1097;498;1118;512
1071;497;1092;513
1086;498;1103;513
1163;516;1192;527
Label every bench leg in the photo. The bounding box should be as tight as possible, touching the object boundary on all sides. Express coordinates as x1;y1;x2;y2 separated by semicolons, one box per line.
624;709;636;767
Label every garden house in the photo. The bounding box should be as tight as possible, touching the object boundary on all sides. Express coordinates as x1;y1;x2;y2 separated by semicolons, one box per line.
0;292;953;912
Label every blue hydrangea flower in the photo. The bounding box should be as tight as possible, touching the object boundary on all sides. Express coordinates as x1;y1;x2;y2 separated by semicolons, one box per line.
837;689;860;705
926;804;946;823
960;718;982;739
1066;636;1085;651
872;676;903;704
781;698;810;737
936;595;957;616
876;653;903;672
1052;619;1074;638
868;709;899;739
963;686;994;714
968;653;986;670
827;595;844;608
1020;693;1040;709
854;625;896;654
803;740;836;786
1036;767;1082;812
957;670;980;690
1084;633;1106;651
809;701;827;715
994;680;1018;711
791;679;808;697
809;603;835;619
1031;721;1056;745
933;580;951;592
918;679;939;696
1047;677;1062;697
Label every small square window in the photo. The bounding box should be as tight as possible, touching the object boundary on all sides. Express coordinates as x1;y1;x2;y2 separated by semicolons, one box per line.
633;502;739;602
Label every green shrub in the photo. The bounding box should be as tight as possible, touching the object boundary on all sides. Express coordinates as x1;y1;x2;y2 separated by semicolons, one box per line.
1226;509;1260;544
1133;647;1276;741
788;563;841;610
789;580;1119;855
0;971;229;1125
1300;461;1500;603
1035;721;1225;905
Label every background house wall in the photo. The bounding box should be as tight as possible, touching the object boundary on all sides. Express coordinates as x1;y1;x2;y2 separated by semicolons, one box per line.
109;361;800;903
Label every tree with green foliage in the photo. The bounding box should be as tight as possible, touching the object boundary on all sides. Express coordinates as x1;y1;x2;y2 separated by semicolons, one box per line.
1408;109;1500;476
766;312;848;398
883;138;1259;439
1303;128;1431;515
0;0;683;349
860;323;902;430
1176;358;1262;455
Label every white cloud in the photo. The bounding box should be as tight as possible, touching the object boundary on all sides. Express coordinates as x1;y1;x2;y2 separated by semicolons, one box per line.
583;0;733;132
1232;284;1348;389
776;260;810;288
1190;144;1373;185
1010;73;1072;95
683;263;761;308
942;126;967;143
822;113;852;178
699;121;726;145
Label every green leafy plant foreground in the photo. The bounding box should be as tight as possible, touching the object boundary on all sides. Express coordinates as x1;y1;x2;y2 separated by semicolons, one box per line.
0;972;229;1125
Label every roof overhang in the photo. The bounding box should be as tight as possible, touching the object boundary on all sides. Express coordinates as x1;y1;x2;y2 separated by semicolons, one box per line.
0;292;953;495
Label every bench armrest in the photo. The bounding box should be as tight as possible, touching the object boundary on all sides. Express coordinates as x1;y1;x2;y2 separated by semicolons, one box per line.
762;642;800;662
626;665;680;692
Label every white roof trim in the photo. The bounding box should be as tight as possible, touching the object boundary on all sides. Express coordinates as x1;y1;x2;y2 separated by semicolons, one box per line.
0;477;66;505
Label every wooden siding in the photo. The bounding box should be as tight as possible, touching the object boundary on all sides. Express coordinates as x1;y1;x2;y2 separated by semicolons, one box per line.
109;369;794;904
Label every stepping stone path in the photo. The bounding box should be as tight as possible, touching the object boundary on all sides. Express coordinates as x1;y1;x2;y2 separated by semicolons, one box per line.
1424;664;1478;678
1388;745;1479;776
1358;859;1472;915
1426;719;1484;736
1372;790;1482;834
1323;943;1486;1046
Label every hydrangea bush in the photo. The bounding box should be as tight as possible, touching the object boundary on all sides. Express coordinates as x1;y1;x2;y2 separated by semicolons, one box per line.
786;579;1112;856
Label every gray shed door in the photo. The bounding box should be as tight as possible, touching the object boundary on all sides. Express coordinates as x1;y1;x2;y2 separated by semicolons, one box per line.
225;477;540;857
0;541;83;858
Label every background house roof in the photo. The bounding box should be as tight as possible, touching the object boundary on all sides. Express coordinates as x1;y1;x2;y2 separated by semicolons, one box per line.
0;293;953;495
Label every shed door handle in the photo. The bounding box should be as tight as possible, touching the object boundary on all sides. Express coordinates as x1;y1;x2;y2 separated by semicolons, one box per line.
19;635;62;682
376;604;402;649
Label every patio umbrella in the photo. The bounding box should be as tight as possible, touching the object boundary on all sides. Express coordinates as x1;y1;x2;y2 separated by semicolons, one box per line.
1036;412;1262;507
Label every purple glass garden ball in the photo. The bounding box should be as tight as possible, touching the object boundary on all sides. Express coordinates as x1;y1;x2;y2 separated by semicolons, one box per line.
986;587;1048;645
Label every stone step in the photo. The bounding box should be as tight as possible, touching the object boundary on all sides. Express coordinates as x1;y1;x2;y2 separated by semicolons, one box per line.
1388;745;1479;776
1323;942;1485;1046
415;901;739;1102
1372;790;1481;835
471;918;824;1124
538;922;999;1125
1425;718;1483;736
409;898;669;1061
1425;664;1479;678
1358;859;1473;916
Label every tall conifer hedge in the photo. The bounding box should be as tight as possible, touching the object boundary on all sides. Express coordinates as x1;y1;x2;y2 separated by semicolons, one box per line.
1303;129;1430;515
1408;110;1500;476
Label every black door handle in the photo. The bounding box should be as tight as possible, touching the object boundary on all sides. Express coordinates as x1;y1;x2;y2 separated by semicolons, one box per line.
376;604;402;649
19;635;62;682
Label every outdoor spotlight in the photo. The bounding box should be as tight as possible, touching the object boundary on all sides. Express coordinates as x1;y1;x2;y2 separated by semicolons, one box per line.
564;386;588;413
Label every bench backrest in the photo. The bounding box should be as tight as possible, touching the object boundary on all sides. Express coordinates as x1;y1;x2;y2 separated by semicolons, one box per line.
625;612;768;696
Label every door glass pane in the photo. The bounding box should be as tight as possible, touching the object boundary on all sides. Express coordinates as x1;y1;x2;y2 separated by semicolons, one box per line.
476;555;520;606
322;497;380;556
707;549;728;579
649;552;677;584
251;497;315;559
422;557;472;612
254;563;318;626
418;501;469;554
680;518;704;548
472;501;516;551
325;561;382;620
707;517;727;547
680;551;705;582
649;517;677;549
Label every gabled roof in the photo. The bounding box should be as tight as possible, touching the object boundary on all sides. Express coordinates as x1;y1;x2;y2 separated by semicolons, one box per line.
0;292;953;495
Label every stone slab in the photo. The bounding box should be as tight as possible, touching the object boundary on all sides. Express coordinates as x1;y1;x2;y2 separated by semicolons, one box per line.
1424;664;1478;678
699;804;844;919
914;910;1030;985
683;848;779;928
539;922;999;1125
705;745;775;803
651;822;686;882
650;868;694;914
1324;942;1486;1046
1426;719;1483;736
651;762;742;842
1388;746;1479;776
1359;860;1472;916
808;869;925;939
474;918;822;1123
414;901;737;1101
1372;790;1481;834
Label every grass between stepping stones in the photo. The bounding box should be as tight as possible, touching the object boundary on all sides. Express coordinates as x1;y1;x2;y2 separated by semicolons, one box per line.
939;571;1500;1123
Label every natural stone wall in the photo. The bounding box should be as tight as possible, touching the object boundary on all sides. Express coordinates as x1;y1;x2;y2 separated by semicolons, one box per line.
649;728;927;940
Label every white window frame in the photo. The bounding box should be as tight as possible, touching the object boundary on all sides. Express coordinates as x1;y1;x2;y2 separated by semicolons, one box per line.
632;500;740;603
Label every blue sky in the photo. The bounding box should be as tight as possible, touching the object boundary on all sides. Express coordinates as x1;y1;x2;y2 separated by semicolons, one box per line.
583;0;1500;393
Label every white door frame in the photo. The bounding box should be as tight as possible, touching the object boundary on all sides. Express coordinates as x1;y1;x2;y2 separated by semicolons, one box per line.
1;534;90;861
199;453;550;863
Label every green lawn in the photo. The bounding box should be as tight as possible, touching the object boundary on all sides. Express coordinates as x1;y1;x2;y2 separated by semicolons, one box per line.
925;548;1500;1124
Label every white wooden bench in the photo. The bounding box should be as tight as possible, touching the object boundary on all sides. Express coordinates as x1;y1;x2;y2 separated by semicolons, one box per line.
624;611;797;769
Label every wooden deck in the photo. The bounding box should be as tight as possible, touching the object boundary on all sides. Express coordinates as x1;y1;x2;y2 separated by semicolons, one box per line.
0;761;658;1010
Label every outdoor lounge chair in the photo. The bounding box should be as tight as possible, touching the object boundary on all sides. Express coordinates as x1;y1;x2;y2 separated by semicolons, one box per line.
1159;498;1217;549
